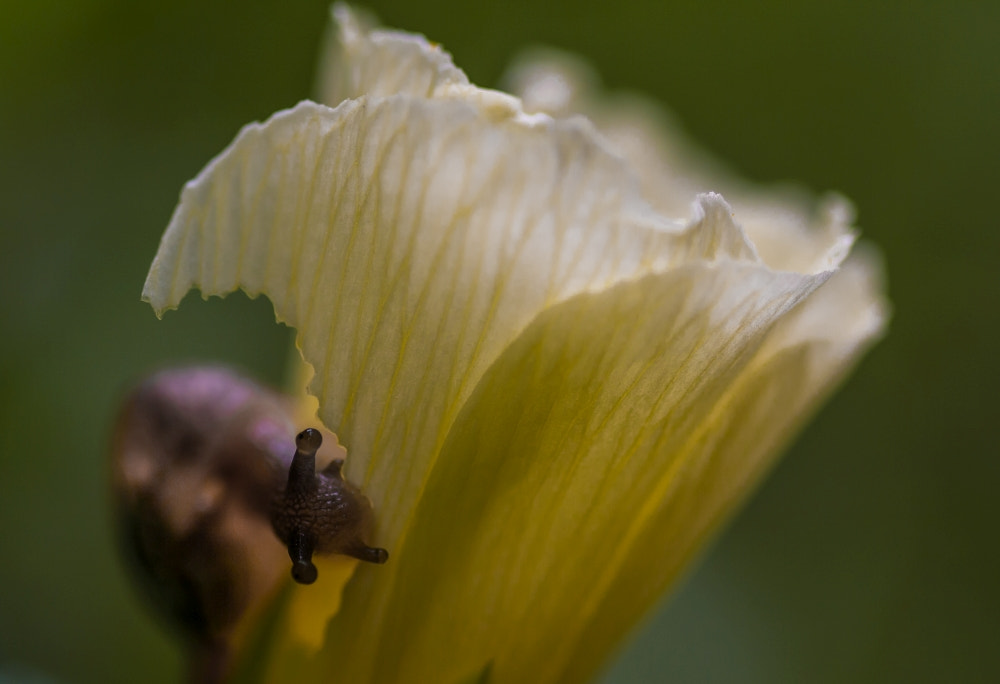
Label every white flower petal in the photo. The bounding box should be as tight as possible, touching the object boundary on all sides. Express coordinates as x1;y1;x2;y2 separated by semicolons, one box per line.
555;250;887;682
316;259;834;683
316;3;468;106
502;53;860;275
142;95;761;560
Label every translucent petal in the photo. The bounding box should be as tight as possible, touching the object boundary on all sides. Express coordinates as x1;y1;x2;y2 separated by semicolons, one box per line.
502;53;859;275
142;96;764;574
316;3;468;106
313;260;834;683
556;251;888;683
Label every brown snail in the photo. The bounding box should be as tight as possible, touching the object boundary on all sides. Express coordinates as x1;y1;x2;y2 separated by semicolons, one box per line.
110;366;387;681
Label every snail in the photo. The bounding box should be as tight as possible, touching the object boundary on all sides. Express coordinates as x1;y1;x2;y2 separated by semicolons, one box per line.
272;427;389;585
110;366;387;681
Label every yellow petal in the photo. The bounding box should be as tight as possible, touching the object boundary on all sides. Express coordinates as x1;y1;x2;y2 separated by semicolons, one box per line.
502;53;859;275
554;250;887;682
142;93;760;580
317;259;838;683
316;3;468;105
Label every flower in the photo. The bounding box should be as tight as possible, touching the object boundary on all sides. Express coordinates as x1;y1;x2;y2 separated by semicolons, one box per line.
142;4;887;683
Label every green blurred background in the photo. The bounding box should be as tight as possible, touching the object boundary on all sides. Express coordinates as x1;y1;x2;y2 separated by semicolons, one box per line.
1;0;997;682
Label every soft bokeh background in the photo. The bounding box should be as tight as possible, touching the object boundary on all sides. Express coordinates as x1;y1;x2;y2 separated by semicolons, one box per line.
1;0;997;682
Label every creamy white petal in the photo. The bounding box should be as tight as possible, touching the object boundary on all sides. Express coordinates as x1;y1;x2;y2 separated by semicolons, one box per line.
313;259;833;684
502;53;861;276
142;96;764;564
316;3;468;106
316;5;565;129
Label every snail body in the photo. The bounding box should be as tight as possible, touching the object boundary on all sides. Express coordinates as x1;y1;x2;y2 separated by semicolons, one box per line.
271;428;389;585
110;366;387;679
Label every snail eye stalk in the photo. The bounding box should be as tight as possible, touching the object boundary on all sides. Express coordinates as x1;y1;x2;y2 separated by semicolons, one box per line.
271;428;389;585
